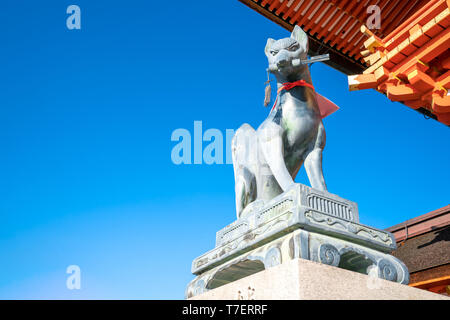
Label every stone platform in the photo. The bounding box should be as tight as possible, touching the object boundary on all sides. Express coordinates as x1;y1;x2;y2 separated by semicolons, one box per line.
189;258;449;300
186;184;410;299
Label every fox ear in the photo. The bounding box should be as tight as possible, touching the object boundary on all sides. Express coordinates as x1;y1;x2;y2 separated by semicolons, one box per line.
291;25;308;53
265;38;275;57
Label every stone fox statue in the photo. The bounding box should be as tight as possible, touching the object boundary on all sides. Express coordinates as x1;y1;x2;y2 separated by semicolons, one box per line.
232;26;337;218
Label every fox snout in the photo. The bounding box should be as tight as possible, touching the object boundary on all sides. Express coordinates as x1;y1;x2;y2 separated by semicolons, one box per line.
268;53;297;73
275;52;291;68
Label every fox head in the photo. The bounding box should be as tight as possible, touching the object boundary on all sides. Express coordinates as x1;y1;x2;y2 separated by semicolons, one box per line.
265;25;309;81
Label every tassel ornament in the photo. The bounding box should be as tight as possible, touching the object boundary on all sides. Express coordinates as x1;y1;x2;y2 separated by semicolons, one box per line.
263;71;271;107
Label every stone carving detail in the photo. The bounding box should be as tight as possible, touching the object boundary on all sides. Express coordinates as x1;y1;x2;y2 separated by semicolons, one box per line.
256;199;293;224
305;210;392;245
219;222;249;245
195;258;209;268
215;199;294;248
306;211;347;230
187;226;410;298
318;244;340;267
218;240;243;258
252;211;292;238
264;247;282;268
377;259;398;282
308;194;353;221
194;211;292;272
355;227;392;245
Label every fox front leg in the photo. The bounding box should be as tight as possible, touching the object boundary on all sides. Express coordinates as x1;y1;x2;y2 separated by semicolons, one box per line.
304;148;327;191
257;122;295;192
234;167;256;219
304;122;327;191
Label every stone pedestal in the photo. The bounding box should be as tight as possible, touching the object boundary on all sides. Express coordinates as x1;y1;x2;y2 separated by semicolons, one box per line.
186;184;411;299
190;258;449;300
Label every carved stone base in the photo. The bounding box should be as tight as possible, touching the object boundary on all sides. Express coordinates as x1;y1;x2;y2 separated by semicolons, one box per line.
186;184;409;299
188;259;448;300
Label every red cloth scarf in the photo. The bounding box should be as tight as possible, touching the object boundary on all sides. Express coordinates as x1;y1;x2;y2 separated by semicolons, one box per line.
271;80;315;112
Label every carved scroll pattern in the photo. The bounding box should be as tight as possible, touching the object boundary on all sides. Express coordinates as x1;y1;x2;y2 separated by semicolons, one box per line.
305;211;392;245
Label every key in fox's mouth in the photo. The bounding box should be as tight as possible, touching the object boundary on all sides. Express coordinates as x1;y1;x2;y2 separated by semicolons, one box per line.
276;60;290;68
268;60;294;72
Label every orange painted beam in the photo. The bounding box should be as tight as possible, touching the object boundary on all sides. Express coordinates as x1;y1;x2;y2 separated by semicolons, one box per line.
323;12;349;44
407;69;436;91
269;0;283;12
436;111;450;125
336;20;361;52
297;1;323;32
437;71;450;88
404;99;425;110
380;26;450;77
261;0;276;8
348;73;378;91
289;0;314;25
385;1;446;50
386;83;423;101
382;1;412;36
347;34;367;58
275;0;289;15
374;66;390;82
309;2;334;37
410;275;450;289
383;0;439;43
432;93;450;113
313;6;339;39
282;0;301;20
328;15;353;47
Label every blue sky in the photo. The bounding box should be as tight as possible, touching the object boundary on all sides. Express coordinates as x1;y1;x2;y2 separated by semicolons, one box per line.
0;1;448;299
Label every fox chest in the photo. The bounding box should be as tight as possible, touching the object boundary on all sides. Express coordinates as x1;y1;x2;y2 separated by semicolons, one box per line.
278;98;320;149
